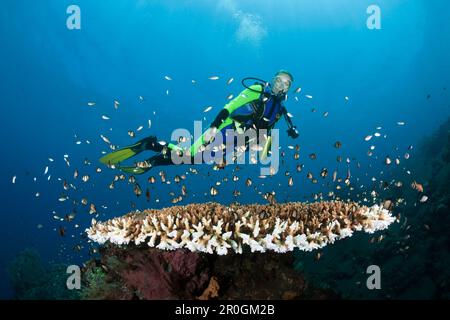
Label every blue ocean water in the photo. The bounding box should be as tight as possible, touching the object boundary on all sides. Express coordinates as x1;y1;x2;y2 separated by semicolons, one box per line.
0;0;449;298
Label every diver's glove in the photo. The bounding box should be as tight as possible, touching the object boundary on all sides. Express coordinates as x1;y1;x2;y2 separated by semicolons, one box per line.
287;126;299;139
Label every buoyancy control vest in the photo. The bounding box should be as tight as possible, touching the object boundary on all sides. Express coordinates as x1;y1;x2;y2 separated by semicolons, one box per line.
229;84;284;130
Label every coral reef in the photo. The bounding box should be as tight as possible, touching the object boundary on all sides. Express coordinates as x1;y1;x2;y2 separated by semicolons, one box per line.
8;249;80;300
86;201;395;255
81;200;394;299
81;246;338;299
81;247;209;299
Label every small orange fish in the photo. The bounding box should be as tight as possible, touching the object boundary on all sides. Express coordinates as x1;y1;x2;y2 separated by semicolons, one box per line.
134;183;142;197
89;203;97;214
210;187;218;196
411;181;424;193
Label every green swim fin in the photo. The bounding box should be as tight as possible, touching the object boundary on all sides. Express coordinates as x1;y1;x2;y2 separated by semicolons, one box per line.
99;146;140;165
260;136;272;161
99;136;158;165
117;166;149;175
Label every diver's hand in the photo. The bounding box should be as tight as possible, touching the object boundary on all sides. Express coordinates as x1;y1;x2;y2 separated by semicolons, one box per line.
203;126;218;144
287;127;299;139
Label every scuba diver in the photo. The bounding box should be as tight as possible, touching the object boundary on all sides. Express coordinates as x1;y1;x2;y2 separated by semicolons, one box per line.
99;70;300;174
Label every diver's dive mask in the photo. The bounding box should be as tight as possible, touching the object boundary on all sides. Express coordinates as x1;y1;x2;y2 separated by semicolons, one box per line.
271;73;293;96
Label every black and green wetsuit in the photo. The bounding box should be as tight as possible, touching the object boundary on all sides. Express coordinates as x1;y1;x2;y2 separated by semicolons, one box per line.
100;83;296;174
190;83;296;158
